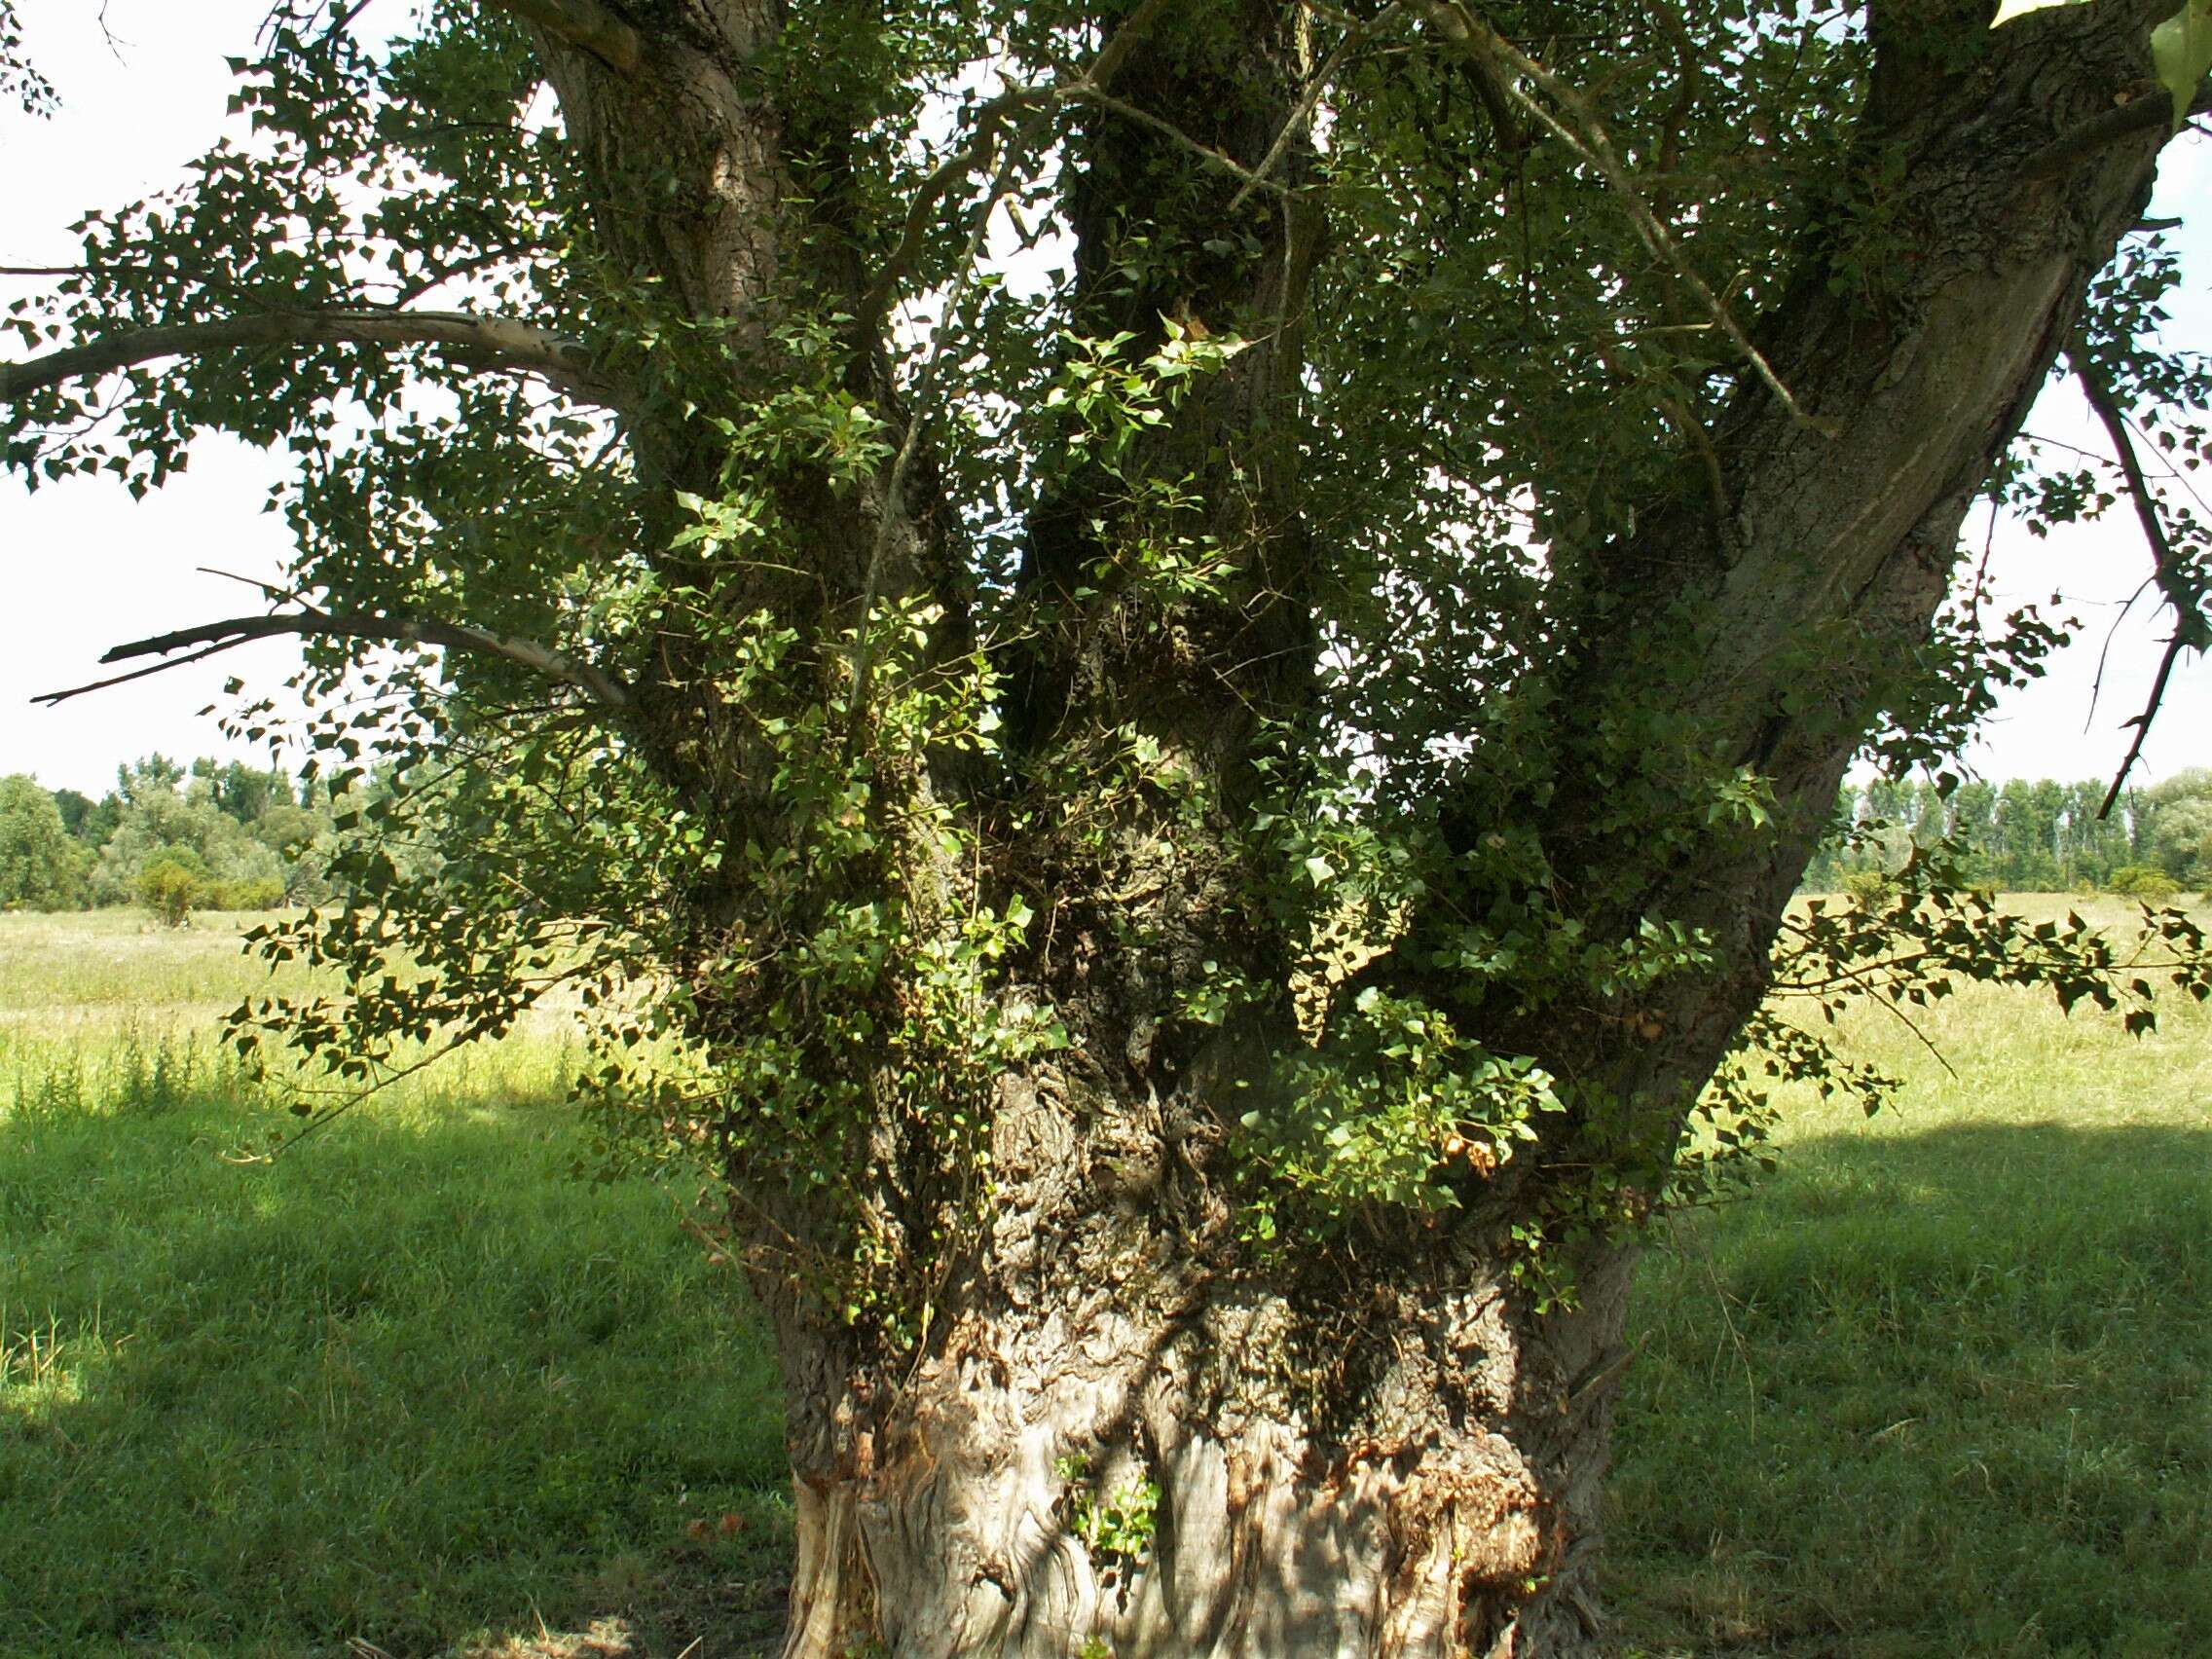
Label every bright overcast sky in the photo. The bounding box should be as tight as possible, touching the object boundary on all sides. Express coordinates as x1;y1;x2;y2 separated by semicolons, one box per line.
2;0;2208;798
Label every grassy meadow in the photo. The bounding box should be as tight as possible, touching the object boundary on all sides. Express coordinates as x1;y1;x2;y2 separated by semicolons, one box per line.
1;901;2207;1657
1608;897;2211;1658
0;910;789;1659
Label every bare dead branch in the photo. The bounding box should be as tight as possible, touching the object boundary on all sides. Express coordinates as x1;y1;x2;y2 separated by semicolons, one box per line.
196;565;316;607
0;308;616;407
2074;346;2183;620
35;609;632;710
2070;340;2208;817
2099;633;2191;819
484;0;643;75
34;637;277;703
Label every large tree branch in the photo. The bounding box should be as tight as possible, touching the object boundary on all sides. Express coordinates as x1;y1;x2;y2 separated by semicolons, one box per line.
483;0;644;75
35;610;633;710
0;309;617;408
2020;79;2212;181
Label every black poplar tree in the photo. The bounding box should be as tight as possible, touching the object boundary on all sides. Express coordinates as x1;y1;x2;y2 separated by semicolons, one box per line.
7;1;2211;1651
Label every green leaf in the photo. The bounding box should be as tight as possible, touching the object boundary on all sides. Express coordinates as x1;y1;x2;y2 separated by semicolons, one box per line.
2152;0;2212;129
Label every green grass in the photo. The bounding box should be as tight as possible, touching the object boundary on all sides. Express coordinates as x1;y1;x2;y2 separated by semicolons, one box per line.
1608;896;2212;1658
0;912;788;1659
2;901;2207;1656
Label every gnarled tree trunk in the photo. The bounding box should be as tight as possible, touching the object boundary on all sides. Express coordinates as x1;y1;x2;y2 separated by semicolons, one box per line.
774;1195;1638;1658
514;3;2175;1655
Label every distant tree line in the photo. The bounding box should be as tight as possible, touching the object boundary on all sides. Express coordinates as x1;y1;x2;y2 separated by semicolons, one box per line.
1803;771;2212;898
0;755;342;918
9;757;2208;916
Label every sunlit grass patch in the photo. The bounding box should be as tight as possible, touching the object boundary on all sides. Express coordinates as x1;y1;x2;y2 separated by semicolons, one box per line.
0;908;330;1031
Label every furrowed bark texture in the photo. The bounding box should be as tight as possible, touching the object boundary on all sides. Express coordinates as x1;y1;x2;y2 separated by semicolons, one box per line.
779;1179;1639;1657
506;3;2180;1655
759;5;1645;1650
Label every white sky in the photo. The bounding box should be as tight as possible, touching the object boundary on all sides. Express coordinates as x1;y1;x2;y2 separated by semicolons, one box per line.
1;0;2207;798
3;1;317;797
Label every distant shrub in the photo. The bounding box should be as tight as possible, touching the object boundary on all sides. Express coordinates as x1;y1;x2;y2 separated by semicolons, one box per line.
137;846;212;927
210;876;285;911
1841;869;1899;907
2107;865;2181;903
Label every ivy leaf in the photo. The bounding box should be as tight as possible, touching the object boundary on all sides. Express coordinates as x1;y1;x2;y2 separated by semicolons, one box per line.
2152;0;2212;130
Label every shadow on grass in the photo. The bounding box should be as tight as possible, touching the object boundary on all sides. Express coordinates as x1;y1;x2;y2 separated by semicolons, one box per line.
0;1095;791;1658
1607;1122;2212;1659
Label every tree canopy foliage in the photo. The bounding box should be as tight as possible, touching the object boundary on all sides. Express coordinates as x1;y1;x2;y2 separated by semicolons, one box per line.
0;756;339;915
7;0;2212;1650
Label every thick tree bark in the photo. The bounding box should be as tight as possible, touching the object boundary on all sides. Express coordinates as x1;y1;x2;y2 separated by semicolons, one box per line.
1473;0;2173;1135
769;1067;1641;1659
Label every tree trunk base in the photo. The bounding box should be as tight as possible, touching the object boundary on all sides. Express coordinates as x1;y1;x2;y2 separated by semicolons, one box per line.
775;1246;1633;1659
